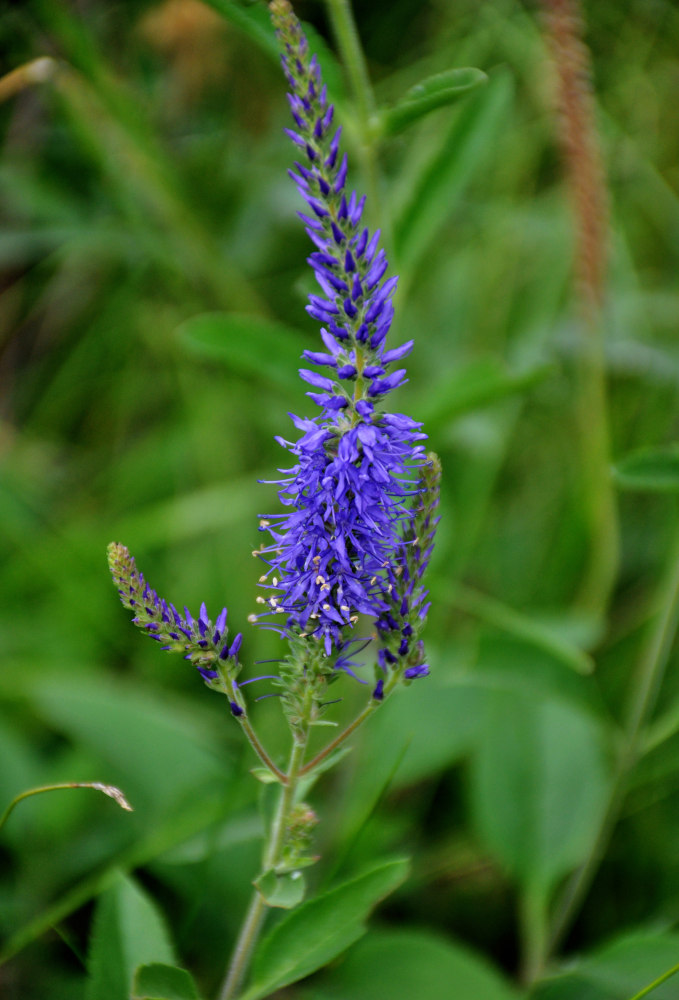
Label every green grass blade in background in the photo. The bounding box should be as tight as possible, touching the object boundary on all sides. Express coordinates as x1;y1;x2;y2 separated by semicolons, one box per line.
175;313;304;391
394;70;514;273
613;446;679;493
377;67;488;137
30;678;226;816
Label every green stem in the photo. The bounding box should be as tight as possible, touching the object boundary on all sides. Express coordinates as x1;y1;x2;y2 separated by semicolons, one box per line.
299;700;376;776
299;669;401;776
238;716;287;785
0;782;132;834
217;709;311;999
218;674;287;784
546;517;679;960
573;324;619;620
519;884;549;987
627;961;679;1000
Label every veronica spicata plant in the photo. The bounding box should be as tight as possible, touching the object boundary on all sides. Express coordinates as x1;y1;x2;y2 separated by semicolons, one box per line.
108;2;440;996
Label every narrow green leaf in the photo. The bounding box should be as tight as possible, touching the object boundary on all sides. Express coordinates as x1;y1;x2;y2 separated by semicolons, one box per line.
432;580;595;675
378;67;487;136
613;445;679;493
414;357;552;430
87;873;175;1000
240;858;409;1000
132;963;202;1000
254;868;307;909
470;692;609;892
395;70;514;270
320;929;520;1000
175;312;303;390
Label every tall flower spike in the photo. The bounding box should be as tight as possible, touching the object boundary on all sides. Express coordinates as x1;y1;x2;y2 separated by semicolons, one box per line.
263;1;428;654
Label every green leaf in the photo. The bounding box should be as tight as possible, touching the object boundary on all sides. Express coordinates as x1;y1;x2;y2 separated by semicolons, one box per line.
132;963;202;1000
470;692;609;893
175;312;303;391
395;70;514;271
31;678;224;816
254;868;307;909
240;858;409;1000
532;930;679;1000
613;445;679;492
319;928;520;1000
360;674;484;789
378;68;488;136
414;357;552;430
87;873;175;1000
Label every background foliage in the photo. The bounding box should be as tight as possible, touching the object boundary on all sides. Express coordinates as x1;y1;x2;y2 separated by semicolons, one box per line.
1;0;679;997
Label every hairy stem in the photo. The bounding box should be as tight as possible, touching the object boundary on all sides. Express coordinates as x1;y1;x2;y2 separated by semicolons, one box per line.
238;716;287;784
299;670;401;776
299;700;376;776
218;704;310;999
218;675;286;783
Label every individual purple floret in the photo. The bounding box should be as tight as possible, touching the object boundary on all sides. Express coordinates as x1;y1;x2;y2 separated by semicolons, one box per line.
261;1;429;654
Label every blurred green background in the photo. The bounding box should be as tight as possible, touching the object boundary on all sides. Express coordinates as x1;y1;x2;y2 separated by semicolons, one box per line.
1;0;679;997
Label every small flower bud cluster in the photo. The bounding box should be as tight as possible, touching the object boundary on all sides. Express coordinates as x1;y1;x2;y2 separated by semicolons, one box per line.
281;801;319;872
107;543;242;684
272;630;341;740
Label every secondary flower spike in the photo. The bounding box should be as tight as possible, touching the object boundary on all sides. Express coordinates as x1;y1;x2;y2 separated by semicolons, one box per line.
107;543;242;682
262;1;429;653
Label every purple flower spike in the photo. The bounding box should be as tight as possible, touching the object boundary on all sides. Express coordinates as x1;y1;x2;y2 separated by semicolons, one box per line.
265;0;430;652
107;544;243;690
